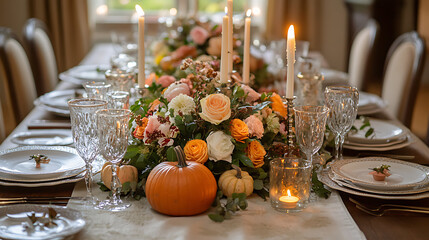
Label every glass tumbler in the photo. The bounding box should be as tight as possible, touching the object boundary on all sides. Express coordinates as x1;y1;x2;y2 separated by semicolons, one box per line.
83;81;111;100
324;86;359;161
68;98;108;207
270;157;312;213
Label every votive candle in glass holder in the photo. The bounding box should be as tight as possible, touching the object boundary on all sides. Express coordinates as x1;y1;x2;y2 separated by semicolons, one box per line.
83;81;111;100
107;91;130;110
270;157;312;212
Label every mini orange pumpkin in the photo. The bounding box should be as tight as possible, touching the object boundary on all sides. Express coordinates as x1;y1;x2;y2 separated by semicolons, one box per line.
145;146;217;216
101;163;138;191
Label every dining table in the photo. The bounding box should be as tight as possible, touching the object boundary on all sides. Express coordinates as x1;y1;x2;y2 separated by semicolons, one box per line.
1;43;429;240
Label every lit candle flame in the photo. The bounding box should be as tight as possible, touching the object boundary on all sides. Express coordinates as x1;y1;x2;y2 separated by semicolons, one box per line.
252;7;261;16
169;8;177;16
135;4;144;17
246;9;252;17
225;7;228;15
288;25;295;40
287;189;292;197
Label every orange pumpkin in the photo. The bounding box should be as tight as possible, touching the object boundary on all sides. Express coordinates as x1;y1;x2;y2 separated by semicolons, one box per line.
101;163;138;191
145;146;217;216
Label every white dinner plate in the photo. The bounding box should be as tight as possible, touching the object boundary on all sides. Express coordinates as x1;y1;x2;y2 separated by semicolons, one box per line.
348;118;406;144
35;89;86;117
10;130;73;146
0;204;85;240
319;170;429;200
0;172;84;187
357;92;386;115
59;64;109;84
0;146;85;180
320;68;349;87
328;170;429;195
344;136;407;148
331;157;429;191
343;134;412;151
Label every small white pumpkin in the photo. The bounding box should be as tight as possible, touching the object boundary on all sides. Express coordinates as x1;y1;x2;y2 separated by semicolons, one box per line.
218;165;254;197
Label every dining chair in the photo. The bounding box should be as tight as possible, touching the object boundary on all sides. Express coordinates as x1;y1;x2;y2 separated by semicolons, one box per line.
348;19;378;91
381;31;426;128
0;27;38;122
23;18;58;96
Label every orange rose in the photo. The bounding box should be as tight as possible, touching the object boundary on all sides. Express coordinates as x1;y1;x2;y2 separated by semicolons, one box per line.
133;117;149;139
184;139;209;163
246;141;266;168
270;93;287;117
149;99;162;112
199;93;231;125
230;119;249;143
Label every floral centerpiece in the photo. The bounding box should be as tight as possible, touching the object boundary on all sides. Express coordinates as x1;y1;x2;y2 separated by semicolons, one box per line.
149;19;273;89
119;58;292;200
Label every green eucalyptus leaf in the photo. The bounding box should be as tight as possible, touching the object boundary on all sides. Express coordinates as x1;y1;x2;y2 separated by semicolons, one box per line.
254;179;264;190
166;147;177;162
208;214;225;222
365;128;375;138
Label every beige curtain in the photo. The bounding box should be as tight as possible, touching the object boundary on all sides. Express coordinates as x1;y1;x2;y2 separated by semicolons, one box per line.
29;0;91;72
265;0;321;50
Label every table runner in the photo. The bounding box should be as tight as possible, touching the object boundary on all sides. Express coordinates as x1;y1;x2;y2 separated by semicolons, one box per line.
68;179;365;240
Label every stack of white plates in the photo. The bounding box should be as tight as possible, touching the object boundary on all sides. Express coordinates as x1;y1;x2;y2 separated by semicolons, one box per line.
59;64;109;85
10;130;73;146
0;146;85;187
344;118;412;151
319;157;429;200
34;89;86;117
358;92;386;115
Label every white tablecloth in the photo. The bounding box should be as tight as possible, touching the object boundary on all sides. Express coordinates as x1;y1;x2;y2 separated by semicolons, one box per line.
68;180;365;240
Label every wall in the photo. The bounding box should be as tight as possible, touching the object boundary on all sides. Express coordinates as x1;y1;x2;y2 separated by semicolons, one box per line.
0;0;29;39
318;0;348;71
418;0;429;85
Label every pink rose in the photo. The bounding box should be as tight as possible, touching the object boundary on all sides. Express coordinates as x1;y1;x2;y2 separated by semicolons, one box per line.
158;75;176;88
179;78;193;91
171;45;197;60
143;115;179;147
241;84;261;103
206;37;222;56
164;82;191;102
190;26;209;45
244;115;264;139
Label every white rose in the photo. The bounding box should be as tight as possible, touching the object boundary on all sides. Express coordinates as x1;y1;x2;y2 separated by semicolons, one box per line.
206;131;234;162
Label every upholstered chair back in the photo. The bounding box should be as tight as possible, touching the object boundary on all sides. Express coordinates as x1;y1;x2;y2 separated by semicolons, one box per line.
348;20;378;91
0;27;37;122
24;18;58;96
382;32;426;128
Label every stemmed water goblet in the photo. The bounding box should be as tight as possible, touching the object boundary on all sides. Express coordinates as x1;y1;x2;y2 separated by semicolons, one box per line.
294;106;329;169
324;86;359;161
96;109;131;211
68;98;108;206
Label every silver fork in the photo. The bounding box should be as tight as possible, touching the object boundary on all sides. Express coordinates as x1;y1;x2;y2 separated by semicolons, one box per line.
349;198;429;212
355;205;429;216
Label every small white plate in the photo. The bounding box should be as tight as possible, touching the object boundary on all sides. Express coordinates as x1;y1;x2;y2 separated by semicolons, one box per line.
348;118;406;144
331;157;429;191
319;170;429;200
35;89;86;117
0;146;85;180
345;136;407;148
11;130;73;146
0;204;85;240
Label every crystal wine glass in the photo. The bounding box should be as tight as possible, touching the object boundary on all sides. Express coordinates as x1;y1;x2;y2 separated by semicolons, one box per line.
324;86;359;161
83;81;111;100
68;98;108;206
294;106;329;168
96;109;131;211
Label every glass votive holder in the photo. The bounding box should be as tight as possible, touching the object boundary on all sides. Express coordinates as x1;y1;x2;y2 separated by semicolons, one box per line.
107;91;130;109
83;81;111;100
105;68;136;93
270;157;312;213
